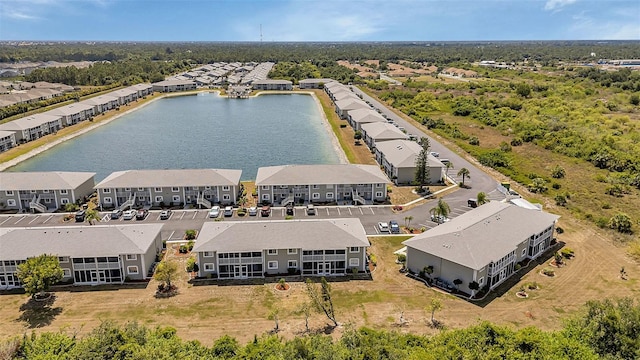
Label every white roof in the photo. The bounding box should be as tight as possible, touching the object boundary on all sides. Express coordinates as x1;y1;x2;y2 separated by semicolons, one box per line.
45;102;94;116
376;140;443;168
0;171;95;191
361;122;408;141
348;108;386;124
255;164;388;186
95;169;241;188
0;113;62;131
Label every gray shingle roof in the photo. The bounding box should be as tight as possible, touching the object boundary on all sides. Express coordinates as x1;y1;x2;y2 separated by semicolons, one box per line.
80;94;119;106
0;224;163;260
334;98;368;111
0;171;95;191
348;108;386;124
45;102;94;117
375;140;444;168
255;164;388;186
361;122;408;140
403;202;560;270
253;79;292;85
193;218;369;253
0;113;62;131
94;169;242;188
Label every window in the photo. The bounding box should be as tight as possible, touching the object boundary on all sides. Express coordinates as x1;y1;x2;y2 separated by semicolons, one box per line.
349;247;359;253
138;196;145;201
376;183;383;188
30;190;37;193
326;193;334;199
204;251;214;257
312;193;320;199
127;266;139;275
60;198;69;204
375;192;383;197
521;248;526;257
43;189;50;193
288;260;298;268
478;277;484;285
204;263;215;271
58;256;69;263
172;195;180;202
205;186;211;190
103;197;112;204
222;194;230;201
60;189;68;194
5;191;13;196
126;254;137;261
172;187;180;192
63;269;71;277
326;184;332;189
261;185;269;190
349;258;359;267
44;198;51;203
262;194;270;201
280;185;288;189
222;186;230;191
103;188;111;193
7;199;16;206
267;249;277;255
138;187;145;191
155;196;163;203
124;188;131;192
287;248;297;255
155;187;162;192
268;261;278;269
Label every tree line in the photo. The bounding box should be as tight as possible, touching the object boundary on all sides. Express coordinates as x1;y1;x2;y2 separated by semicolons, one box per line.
2;297;638;359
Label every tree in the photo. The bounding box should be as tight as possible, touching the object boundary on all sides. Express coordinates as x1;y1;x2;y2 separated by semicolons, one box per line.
469;281;480;297
476;191;488;205
427;298;443;324
16;254;64;299
430;198;451;223
457;168;470;187
444;161;454;176
85;209;101;225
153;261;179;288
453;278;463;290
268;307;280;333
404;216;413;228
296;302;312;333
608;213;633;234
516;83;531;97
630;94;640;106
413;137;431;191
306;277;338;327
353;130;362;140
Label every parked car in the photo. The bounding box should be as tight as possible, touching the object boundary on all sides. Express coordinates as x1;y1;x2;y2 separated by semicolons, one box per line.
378;222;390;233
286;203;294;216
74;210;86;222
430;151;440;158
248;206;258;216
261;205;271;217
122;209;136;220
467;198;478;208
110;209;122;220
440;159;450;165
159;209;172;220
209;206;220;218
223;206;233;217
306;204;316;215
136;209;149;220
389;220;400;234
431;214;450;224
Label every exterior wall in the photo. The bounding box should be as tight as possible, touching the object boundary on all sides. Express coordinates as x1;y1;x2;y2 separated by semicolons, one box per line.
122;253;146;281
258;183;386;205
406;247;476;294
346;246;366;272
140;232;163;278
198;251;217;277
99;184;239;209
264;248;301;275
0;132;16;152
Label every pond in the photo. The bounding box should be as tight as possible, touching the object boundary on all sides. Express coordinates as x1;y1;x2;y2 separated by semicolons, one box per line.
7;92;343;181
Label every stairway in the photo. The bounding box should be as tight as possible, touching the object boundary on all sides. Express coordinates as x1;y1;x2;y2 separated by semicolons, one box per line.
197;192;212;209
280;194;294;206
29;195;47;213
119;192;136;211
352;190;366;205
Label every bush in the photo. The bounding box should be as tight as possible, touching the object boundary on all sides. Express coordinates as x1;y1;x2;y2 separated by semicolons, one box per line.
369;254;378;266
510;137;523;146
468;136;480;145
179;245;188;254
554;194;567;206
396;254;406;263
187;240;195;251
339;124;347;128
350;267;359;274
552;183;561;190
555;226;564;234
185;230;197;240
499;141;512;152
561;248;575;258
551;165;566;179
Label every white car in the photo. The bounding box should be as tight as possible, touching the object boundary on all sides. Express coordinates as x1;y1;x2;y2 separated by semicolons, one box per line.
430;151;440;158
248;206;258;216
431;214;450;224
223;206;233;217
122;210;136;220
378;222;390;233
209;206;220;218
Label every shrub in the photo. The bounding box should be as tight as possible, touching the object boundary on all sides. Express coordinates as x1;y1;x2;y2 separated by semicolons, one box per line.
542;268;555;276
186;257;197;272
187;240;195;251
595;217;609;228
350;267;359;274
468;136;480;145
339;124;347;128
561;248;575;258
555;226;564;234
552;183;561;190
609;213;633;234
185;230;197;240
179;245;188;254
551;165;566;179
396;254;406;263
499;141;512;152
285;215;293;220
369;254;378;266
554;194;567;206
510;137;523;146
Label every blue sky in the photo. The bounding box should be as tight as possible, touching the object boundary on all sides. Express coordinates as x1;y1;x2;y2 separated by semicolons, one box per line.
0;0;638;41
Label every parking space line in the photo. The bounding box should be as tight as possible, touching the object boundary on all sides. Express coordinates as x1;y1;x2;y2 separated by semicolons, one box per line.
168;230;175;240
369;207;375;215
191;212;197;220
28;216;40;224
43;215;54;224
348;208;352;215
0;217;12;226
101;215;110;222
325;208;330;215
358;208;363;215
13;216;26;224
156;213;161;221
373;226;380;234
179;212;186;220
337;208;341;215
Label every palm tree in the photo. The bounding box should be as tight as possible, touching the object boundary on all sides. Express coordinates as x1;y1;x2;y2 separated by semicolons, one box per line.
476;191;488;205
430;199;451;224
404;215;413;228
457;168;470;187
445;161;454;176
85;209;101;225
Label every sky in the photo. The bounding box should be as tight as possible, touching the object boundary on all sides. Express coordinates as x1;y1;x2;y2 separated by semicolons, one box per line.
0;0;638;41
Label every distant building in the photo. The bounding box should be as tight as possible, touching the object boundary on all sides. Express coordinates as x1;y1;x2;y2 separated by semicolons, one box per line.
151;79;196;92
252;79;293;91
299;78;335;89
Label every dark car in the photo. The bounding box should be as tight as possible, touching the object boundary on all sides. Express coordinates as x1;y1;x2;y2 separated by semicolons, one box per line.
286;204;294;216
136;209;148;220
389;220;400;234
110;209;123;220
468;198;478;208
261;205;271;217
74;210;86;222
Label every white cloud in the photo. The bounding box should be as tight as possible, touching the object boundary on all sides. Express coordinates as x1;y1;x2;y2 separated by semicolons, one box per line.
569;11;640;40
544;0;578;11
2;10;40;20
